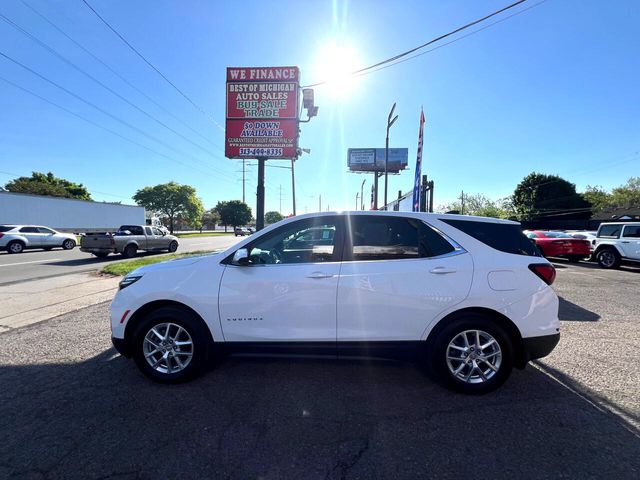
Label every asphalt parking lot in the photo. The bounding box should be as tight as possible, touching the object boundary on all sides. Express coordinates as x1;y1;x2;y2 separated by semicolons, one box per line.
0;261;638;479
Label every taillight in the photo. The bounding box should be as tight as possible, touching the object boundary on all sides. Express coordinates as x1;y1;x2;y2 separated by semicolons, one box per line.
0;233;4;239
529;263;556;286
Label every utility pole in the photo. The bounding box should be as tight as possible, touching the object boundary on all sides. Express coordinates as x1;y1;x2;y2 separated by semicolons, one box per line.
279;184;283;214
291;159;296;216
360;178;366;210
374;173;379;210
319;194;321;212
256;158;266;230
355;192;359;210
242;159;246;203
460;190;465;215
384;102;399;209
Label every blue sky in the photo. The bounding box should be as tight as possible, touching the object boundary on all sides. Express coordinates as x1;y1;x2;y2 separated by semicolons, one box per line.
0;0;638;215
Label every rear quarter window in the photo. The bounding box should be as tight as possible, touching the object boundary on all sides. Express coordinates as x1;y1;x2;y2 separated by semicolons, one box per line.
0;226;16;232
442;219;541;257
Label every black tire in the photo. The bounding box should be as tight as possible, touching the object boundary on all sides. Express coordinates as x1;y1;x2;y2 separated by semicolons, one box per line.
62;239;76;250
132;306;211;384
427;313;514;394
122;244;137;258
596;248;620;269
168;240;178;253
7;241;24;254
94;252;110;258
567;255;584;263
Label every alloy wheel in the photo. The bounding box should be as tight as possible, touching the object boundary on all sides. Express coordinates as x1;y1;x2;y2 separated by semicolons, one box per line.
599;251;615;267
446;329;502;384
143;322;194;374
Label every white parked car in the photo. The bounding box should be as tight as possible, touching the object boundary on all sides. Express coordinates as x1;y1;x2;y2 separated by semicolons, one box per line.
593;222;640;268
0;224;77;253
110;212;560;394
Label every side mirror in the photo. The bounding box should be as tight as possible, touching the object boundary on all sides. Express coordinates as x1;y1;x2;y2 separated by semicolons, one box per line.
162;231;167;236
232;248;250;265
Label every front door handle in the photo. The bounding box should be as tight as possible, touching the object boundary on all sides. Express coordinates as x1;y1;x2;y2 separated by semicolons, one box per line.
429;267;457;274
306;271;333;279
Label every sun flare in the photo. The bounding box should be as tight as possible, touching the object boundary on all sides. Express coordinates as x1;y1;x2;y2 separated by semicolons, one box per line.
314;41;360;96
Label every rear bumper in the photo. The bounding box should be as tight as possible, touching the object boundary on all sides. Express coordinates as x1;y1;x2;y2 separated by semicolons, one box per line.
523;333;560;362
112;336;131;357
80;247;114;254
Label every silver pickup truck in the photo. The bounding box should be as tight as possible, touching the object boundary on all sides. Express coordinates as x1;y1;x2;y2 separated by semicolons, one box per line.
80;225;179;258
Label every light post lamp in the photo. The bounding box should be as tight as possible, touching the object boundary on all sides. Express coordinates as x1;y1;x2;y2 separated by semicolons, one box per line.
384;102;398;209
360;178;366;210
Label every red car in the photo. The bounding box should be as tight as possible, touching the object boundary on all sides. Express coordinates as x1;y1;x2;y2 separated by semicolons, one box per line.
525;230;591;262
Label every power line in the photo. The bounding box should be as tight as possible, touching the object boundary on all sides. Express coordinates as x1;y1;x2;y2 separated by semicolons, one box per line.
0;50;236;182
0;74;219;179
18;0;222;151
81;0;224;132
352;0;548;80
0;11;222;160
303;0;531;87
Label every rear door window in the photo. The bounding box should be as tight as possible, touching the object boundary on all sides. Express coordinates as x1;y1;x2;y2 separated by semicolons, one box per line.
19;227;39;233
345;216;455;261
622;226;640;238
442;219;541;257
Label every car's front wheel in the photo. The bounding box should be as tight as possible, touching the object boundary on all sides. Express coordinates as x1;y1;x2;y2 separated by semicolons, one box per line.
596;248;620;269
428;314;513;394
132;306;211;383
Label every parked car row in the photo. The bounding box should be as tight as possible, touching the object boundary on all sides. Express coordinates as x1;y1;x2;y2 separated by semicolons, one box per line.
234;226;255;236
524;222;640;269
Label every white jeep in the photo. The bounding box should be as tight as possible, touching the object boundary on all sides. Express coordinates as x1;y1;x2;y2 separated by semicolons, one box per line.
593;222;640;269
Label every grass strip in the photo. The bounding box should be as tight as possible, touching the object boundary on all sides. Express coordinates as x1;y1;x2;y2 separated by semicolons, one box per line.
101;250;216;276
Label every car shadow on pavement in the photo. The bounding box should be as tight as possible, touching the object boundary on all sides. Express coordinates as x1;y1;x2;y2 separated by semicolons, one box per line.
558;296;601;322
0;349;638;479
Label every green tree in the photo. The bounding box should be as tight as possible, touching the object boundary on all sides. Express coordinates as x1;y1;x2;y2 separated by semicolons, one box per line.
610;177;640;208
5;171;91;200
133;182;204;234
582;185;612;212
512;172;591;220
200;209;221;232
264;211;284;224
214;200;252;231
439;194;511;218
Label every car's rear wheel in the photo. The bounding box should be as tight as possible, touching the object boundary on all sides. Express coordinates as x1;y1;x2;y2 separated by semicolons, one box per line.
428;314;513;394
122;244;137;258
168;240;178;253
62;239;76;250
596;248;620;269
132;306;211;383
7;241;24;254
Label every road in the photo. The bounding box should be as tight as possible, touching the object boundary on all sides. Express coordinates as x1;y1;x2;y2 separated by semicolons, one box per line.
0;261;638;479
0;235;241;285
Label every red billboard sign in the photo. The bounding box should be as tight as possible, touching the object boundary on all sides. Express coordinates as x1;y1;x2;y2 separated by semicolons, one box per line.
225;67;300;159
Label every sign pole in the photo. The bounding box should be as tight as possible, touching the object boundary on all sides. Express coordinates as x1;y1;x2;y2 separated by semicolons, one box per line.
291;158;296;216
256;157;266;230
374;172;379;210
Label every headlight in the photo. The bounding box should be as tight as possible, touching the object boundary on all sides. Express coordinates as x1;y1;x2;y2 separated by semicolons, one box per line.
119;274;143;290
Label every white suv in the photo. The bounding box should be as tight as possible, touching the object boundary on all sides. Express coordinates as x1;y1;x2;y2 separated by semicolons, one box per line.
593;222;640;269
110;212;560;394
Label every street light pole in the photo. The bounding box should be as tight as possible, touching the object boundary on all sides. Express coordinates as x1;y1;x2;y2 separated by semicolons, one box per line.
384;102;398;209
360;178;366;210
355;192;359;211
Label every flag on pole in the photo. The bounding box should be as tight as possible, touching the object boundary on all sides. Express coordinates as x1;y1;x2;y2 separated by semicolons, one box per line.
412;109;426;212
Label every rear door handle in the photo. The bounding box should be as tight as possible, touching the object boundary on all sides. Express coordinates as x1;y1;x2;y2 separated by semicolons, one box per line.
306;271;333;279
429;267;457;274
621;241;630;243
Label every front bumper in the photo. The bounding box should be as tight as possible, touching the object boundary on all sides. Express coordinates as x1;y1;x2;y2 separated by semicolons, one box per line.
523;333;560;362
112;336;131;357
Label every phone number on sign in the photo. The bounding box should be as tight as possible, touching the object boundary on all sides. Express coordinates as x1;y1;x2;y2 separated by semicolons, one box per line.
238;148;283;157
